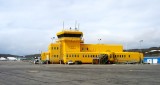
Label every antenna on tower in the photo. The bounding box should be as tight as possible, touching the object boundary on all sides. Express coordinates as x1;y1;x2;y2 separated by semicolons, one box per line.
78;23;80;30
63;21;64;30
75;20;77;30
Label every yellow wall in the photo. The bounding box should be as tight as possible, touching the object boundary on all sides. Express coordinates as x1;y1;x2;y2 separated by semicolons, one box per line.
108;52;143;63
62;52;143;64
63;52;107;64
62;39;81;52
80;44;123;52
48;43;61;63
41;52;49;61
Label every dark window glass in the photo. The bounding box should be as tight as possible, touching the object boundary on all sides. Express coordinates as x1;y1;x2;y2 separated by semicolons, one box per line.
58;34;82;38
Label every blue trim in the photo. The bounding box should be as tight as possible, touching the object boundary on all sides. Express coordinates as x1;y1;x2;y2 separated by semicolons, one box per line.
143;57;160;64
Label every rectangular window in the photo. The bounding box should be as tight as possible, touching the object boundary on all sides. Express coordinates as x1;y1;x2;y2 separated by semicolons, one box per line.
85;55;87;57
110;56;112;58
57;47;58;50
129;55;130;58
66;54;68;57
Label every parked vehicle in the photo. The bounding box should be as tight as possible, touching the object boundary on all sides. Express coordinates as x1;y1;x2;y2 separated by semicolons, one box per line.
68;60;74;65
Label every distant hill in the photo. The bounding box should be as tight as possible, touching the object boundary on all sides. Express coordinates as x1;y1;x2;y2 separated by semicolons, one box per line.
126;47;160;57
25;54;40;60
0;54;23;58
0;54;40;60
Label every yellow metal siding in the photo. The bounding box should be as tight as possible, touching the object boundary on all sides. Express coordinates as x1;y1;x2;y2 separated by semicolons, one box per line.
108;52;143;63
63;52;103;64
80;44;123;52
41;52;49;61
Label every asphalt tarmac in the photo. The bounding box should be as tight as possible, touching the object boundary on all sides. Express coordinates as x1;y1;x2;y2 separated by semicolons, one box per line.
0;61;160;85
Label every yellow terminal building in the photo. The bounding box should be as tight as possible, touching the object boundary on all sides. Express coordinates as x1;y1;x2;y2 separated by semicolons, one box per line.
41;28;143;64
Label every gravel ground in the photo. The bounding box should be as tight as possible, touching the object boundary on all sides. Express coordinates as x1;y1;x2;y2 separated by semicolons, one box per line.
0;61;160;85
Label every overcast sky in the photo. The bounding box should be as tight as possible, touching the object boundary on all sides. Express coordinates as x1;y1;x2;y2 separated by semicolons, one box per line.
0;0;160;55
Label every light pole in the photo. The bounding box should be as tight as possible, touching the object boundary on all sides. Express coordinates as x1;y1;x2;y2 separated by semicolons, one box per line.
51;37;55;43
98;39;101;64
98;39;101;44
139;40;143;53
125;42;128;52
139;40;143;64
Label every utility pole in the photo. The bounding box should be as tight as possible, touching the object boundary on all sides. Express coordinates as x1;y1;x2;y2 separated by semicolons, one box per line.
139;40;143;53
51;37;55;43
98;39;101;64
139;40;143;64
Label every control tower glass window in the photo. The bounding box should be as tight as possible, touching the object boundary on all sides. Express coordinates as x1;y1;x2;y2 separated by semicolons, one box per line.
58;34;82;38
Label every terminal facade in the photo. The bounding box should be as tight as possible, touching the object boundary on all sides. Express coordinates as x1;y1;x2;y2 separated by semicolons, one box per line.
41;29;143;64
